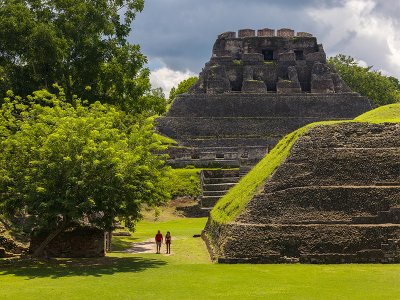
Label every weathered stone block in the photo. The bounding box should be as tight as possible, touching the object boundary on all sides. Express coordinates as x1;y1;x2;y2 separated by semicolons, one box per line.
207;79;231;94
311;76;335;93
242;53;264;62
238;29;256;38
305;51;326;62
297;32;313;37
278;51;296;62
242;80;267;93
112;231;131;237
276;80;302;93
219;31;236;39
258;28;275;37
277;28;294;37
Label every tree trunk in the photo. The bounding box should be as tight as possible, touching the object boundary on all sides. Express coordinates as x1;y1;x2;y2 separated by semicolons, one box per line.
106;230;112;252
33;223;67;257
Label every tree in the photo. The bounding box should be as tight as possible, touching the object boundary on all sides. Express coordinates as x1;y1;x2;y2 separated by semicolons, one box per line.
0;89;170;256
328;54;400;106
168;76;198;103
0;0;166;114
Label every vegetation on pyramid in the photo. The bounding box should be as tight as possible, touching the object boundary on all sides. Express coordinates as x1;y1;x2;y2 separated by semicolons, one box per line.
207;103;400;263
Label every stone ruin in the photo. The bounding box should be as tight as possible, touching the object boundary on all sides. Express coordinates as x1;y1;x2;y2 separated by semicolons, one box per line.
157;28;372;210
200;169;240;210
206;123;400;263
29;227;106;258
190;28;349;94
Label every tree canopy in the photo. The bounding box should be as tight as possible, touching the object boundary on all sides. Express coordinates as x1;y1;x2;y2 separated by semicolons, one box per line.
0;89;170;254
0;0;165;114
168;76;198;103
328;54;400;106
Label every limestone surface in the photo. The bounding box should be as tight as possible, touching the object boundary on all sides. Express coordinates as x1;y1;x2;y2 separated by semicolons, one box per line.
206;123;400;263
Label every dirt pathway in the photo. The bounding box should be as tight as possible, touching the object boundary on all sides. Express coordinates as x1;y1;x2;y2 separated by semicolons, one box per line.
122;239;155;254
121;239;173;255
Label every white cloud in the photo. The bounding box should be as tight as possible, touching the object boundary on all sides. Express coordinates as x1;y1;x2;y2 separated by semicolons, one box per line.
356;59;368;68
150;67;196;97
307;0;400;76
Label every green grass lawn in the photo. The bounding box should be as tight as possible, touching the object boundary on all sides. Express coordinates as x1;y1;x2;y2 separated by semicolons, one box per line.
1;217;400;300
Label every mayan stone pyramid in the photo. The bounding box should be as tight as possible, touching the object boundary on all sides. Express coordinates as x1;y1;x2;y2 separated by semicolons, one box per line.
157;28;372;169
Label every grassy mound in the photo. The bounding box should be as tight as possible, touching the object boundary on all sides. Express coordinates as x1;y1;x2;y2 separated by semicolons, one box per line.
211;103;400;224
355;103;400;123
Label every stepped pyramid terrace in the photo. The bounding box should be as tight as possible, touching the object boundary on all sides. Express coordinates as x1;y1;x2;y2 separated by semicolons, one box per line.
157;28;372;211
205;105;400;263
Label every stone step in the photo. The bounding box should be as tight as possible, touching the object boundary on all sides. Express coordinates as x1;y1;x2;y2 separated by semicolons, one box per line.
203;190;228;197
169;159;239;168
239;166;253;177
201;196;222;208
182;137;275;148
163;93;371;118
202;169;240;178
203;183;237;191
203;177;240;184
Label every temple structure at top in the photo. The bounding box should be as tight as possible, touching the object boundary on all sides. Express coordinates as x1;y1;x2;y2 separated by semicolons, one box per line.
158;28;372;166
190;28;351;94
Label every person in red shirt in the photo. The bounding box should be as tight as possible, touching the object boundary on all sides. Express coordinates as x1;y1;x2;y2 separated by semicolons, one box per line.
155;230;163;254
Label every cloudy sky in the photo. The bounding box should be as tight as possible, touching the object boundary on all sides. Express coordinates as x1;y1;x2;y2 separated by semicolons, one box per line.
129;0;400;95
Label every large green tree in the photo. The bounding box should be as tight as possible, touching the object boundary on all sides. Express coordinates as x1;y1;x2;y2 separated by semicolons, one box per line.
0;89;170;256
328;54;400;106
0;0;165;114
168;76;198;103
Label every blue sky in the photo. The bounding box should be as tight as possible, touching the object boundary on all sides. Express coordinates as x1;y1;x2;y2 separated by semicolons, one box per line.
129;0;400;94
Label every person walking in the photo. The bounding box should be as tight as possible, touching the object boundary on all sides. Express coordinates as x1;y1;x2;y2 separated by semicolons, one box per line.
165;231;172;254
155;230;163;254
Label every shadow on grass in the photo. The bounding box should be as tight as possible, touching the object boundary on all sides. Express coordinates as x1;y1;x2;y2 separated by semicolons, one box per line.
0;256;166;279
111;236;138;251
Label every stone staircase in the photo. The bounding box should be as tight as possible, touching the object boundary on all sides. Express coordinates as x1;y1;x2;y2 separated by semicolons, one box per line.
239;165;252;177
200;169;240;210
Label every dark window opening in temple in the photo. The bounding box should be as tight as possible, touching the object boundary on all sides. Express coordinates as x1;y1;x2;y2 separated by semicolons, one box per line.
191;154;200;159
231;81;242;92
267;82;277;92
295;50;304;60
262;49;274;61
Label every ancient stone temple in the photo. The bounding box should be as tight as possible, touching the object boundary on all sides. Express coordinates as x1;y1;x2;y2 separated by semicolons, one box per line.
157;28;373;210
206;122;400;263
157;28;372;170
30;227;106;258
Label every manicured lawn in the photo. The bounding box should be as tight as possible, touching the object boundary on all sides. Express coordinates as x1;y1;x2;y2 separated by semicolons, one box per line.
1;217;400;300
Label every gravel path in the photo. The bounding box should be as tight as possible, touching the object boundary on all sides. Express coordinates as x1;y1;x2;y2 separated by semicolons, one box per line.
122;239;172;255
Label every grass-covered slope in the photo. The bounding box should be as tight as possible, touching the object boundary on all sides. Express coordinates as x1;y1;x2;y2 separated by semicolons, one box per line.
211;103;400;224
355;103;400;123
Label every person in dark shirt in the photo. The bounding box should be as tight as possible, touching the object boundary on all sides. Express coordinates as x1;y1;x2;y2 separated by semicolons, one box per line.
155;230;163;254
165;231;172;254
